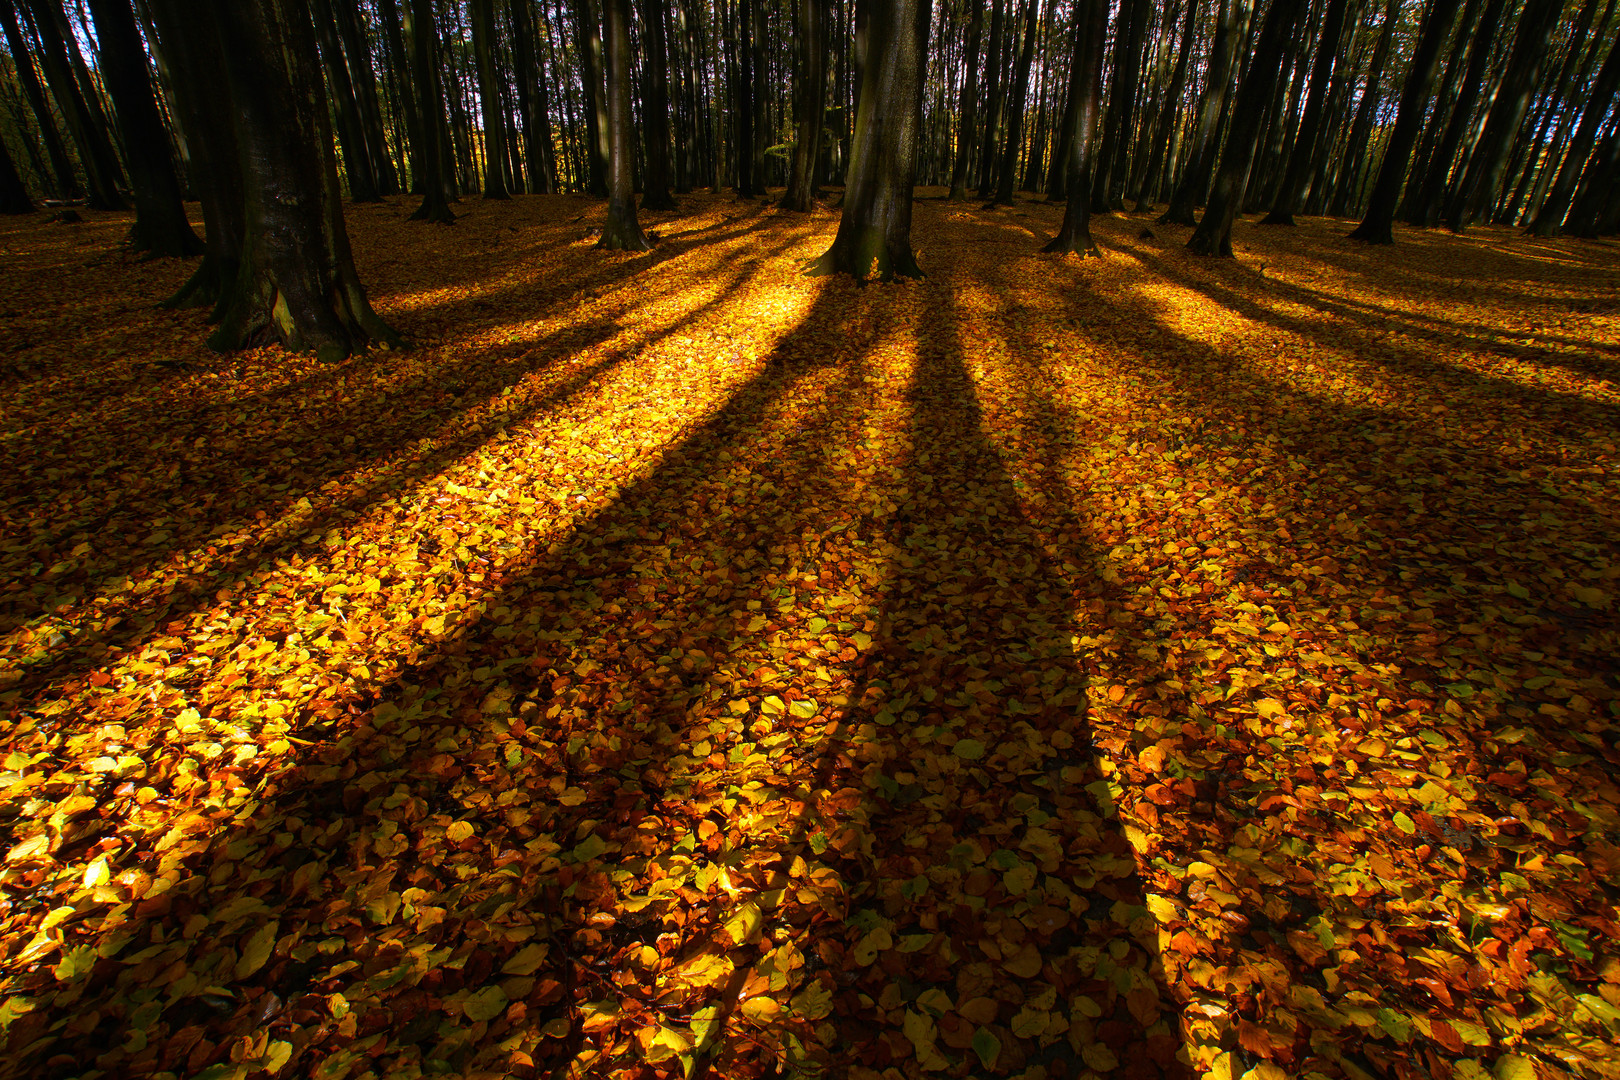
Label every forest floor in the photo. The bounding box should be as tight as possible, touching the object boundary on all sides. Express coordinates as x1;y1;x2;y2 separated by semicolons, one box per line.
0;190;1618;1080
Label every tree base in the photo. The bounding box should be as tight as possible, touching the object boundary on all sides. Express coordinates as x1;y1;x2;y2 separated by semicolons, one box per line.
1041;230;1099;257
1157;205;1197;226
1347;219;1393;244
208;267;400;361
641;189;677;212
1259;210;1296;226
160;254;235;311
806;233;924;282
409;196;456;224
129;219;205;260
1186;225;1233;257
597;208;652;251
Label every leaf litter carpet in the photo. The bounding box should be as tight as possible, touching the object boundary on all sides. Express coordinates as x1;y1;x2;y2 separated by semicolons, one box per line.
0;194;1618;1080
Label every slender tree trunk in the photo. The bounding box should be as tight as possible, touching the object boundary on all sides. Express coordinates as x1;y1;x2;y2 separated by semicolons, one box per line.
1091;0;1149;210
639;0;676;208
1404;0;1507;225
574;0;610;195
0;127;32;212
377;0;420;192
1043;0;1105;254
1260;0;1344;223
1160;0;1245;225
84;0;200;254
781;0;828;208
23;0;125;208
1134;0;1198;211
334;0;401;195
975;0;1005;196
407;0;456;220
1021;0;1057;192
313;0;379;201
809;0;932;279
207;0;398;358
1565;127;1617;236
1187;0;1304;255
991;0;1036;204
1527;31;1620;235
750;0;767;189
1398;0;1486;221
1328;0;1399;217
0;0;78;197
1348;0;1461;242
947;0;984;199
598;0;649;247
468;0;509;197
1444;0;1567;231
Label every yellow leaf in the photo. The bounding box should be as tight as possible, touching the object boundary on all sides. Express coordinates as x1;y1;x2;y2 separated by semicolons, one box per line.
1254;698;1286;719
669;951;734;988
724;901;763;945
740;996;781;1023
501;942;551;976
446;821;475;843
83;856;111;889
1494;1056;1536;1080
235;920;279;980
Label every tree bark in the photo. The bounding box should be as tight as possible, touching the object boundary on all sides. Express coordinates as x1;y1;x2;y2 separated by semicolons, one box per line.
0;0;78;198
1526;25;1620;236
334;0;401;195
1262;0;1350;223
312;0;379;201
1043;0;1105;255
0;129;31;212
469;0;510;198
509;0;554;192
734;0;760;194
1328;0;1400;218
23;0;125;209
574;0;610;195
1187;0;1304;255
1397;0;1486;221
1135;0;1199;211
947;0;984;199
206;0;398;359
975;0;1005;196
1160;0;1246;225
639;0;676;208
83;0;200;254
1402;0;1507;226
781;0;828;209
1443;0;1564;231
1091;0;1148;211
809;0;931;279
1348;0;1461;243
376;0;421;192
1565;128;1617;236
991;0;1037;204
597;0;650;248
406;0;456;220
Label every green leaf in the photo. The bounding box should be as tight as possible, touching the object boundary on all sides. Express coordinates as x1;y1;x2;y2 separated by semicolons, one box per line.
55;945;97;982
463;985;508;1023
972;1027;1002;1069
235;920;279;980
501;942;551;976
953;738;986;761
571;833;609;862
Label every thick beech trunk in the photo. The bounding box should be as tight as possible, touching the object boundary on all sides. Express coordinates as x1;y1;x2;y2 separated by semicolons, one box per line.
1187;0;1304;255
1160;0;1244;225
207;0;398;359
597;0;649;248
85;0;201;256
407;0;455;222
947;0;984;200
782;0;828;209
1348;0;1461;243
1042;0;1105;255
1262;0;1350;224
991;0;1037;204
809;0;931;280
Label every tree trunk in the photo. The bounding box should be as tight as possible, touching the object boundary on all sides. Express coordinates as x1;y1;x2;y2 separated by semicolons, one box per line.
781;0;828;209
639;0;676;208
1262;0;1349;224
509;0;554;192
0;129;31;212
734;0;760;194
1160;0;1245;225
1091;0;1149;211
1043;0;1105;254
145;0;244;308
1397;0;1486;221
1348;0;1461;242
334;0;401;195
83;0;200;254
376;0;420;192
1444;0;1568;231
947;0;984;199
1526;26;1620;236
1135;0;1199;211
468;0;509;198
1565;128;1617;236
597;0;649;247
0;0;78;198
574;0;610;195
206;0;398;359
1187;0;1304;255
991;0;1037;204
809;0;931;279
750;0;767;189
407;0;456;221
312;0;379;201
1328;0;1400;218
975;0;1005;196
1402;0;1506;225
23;0;125;208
